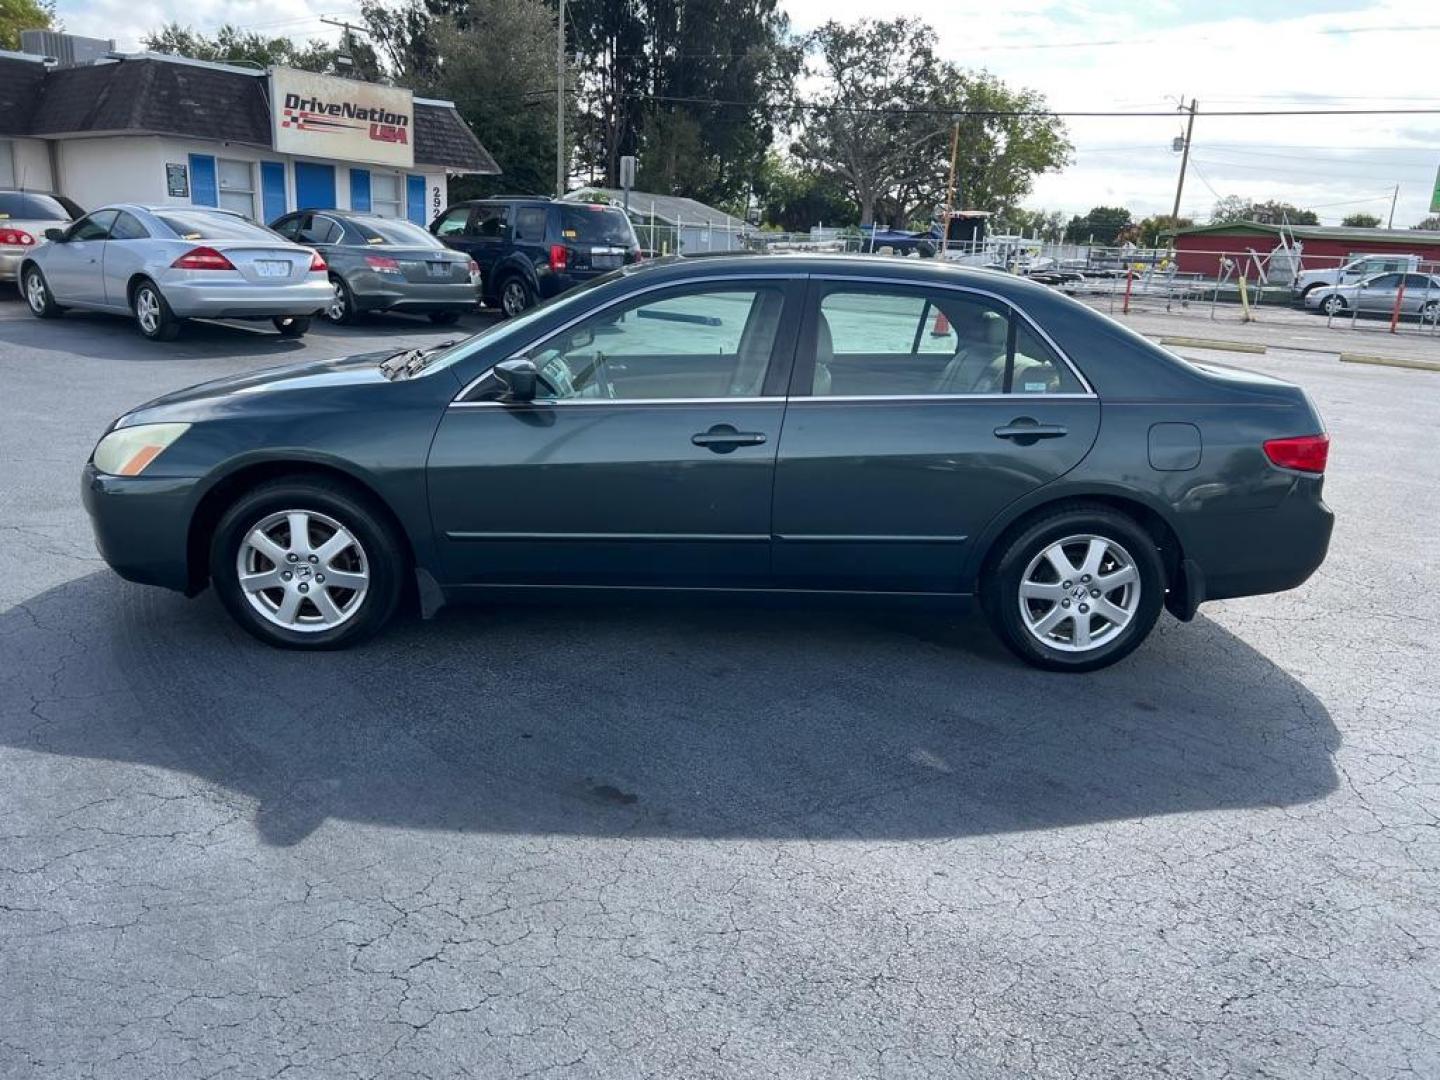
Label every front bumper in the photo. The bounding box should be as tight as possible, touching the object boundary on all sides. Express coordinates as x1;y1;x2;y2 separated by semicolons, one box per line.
161;278;333;320
82;463;199;593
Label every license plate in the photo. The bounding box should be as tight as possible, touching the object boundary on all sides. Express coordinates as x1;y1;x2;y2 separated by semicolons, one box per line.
592;254;622;269
255;261;289;278
426;262;451;278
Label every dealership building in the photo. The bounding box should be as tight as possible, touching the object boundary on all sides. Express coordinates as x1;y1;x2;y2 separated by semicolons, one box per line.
1168;220;1440;274
0;40;499;226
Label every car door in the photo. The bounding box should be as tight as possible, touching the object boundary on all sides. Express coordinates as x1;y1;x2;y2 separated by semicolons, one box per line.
1356;273;1401;312
100;210;152;308
770;277;1100;592
1400;273;1437;314
458;203;510;290
427;276;801;587
43;209;117;306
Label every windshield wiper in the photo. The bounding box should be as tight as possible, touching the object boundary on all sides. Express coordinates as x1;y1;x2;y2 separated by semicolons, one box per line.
378;340;459;380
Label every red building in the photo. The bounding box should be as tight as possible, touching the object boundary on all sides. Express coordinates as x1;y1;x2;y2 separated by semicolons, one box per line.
1167;221;1440;275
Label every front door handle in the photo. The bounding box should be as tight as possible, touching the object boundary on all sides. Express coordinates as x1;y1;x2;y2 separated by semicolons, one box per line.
994;419;1068;443
692;424;767;454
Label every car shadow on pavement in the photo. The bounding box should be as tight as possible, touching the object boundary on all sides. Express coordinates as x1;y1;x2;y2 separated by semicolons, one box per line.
0;307;311;361
0;573;1339;847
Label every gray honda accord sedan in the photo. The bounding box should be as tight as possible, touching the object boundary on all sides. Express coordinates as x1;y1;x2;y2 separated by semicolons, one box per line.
80;254;1333;671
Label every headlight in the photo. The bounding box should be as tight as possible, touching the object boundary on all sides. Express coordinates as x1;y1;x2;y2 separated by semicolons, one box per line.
93;423;191;476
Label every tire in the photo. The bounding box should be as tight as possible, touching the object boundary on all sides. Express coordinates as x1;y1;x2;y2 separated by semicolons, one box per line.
497;275;532;318
209;477;407;650
981;505;1165;672
1321;295;1346;317
1422;301;1439;325
273;315;311;338
132;279;180;341
22;265;61;318
324;275;358;325
428;309;462;325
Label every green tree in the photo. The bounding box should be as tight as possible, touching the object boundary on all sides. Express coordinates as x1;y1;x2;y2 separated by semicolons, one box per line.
1064;206;1131;245
1128;214;1192;247
0;0;56;51
142;22;378;76
792;19;1068;227
1413;215;1440;230
999;208;1067;240
1211;195;1318;225
754;152;855;231
1341;212;1382;228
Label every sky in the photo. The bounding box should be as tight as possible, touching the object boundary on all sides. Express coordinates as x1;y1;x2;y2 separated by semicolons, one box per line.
55;0;1440;226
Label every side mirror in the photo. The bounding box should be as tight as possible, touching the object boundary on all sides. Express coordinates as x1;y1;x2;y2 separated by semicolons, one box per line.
44;227;65;242
493;357;539;403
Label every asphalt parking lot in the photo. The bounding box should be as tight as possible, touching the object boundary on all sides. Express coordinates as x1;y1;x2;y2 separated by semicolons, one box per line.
1;294;1437;1079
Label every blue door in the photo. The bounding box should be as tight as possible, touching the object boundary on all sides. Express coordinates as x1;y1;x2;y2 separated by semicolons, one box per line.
406;174;426;226
349;168;371;212
260;162;287;223
294;162;336;210
189;154;217;207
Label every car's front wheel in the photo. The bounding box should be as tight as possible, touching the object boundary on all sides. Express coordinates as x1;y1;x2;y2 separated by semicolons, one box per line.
132;279;180;341
982;506;1165;672
23;266;62;318
210;478;406;649
1321;294;1347;316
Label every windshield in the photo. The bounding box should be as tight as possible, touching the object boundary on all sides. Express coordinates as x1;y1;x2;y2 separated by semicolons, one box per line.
0;193;76;221
352;216;443;248
155;211;283;242
559;205;637;246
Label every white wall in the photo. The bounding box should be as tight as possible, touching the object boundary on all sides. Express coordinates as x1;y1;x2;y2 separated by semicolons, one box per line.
52;134;448;224
11;139;54;191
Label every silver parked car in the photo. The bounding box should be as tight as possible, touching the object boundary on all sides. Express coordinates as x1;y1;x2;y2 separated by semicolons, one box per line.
0;191;83;283
1304;271;1440;322
270;210;480;325
20;204;332;341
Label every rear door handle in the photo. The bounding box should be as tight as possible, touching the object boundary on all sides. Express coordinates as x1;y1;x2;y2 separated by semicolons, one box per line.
994;420;1068;442
692;424;767;453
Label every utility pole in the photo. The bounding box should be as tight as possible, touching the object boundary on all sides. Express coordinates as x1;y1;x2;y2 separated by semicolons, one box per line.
319;17;368;77
1171;98;1198;221
1388;183;1399;229
940;120;959;254
556;0;566;198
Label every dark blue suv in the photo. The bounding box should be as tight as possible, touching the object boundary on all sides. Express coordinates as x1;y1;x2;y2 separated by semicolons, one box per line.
431;196;642;317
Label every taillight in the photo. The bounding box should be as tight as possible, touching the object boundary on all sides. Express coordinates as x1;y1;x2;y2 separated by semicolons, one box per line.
309;250;327;272
1263;433;1329;474
171;246;235;271
0;228;34;246
548;244;569;272
364;253;399;272
629;246;643;263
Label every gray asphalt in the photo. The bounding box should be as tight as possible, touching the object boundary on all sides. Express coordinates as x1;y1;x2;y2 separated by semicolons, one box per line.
1;297;1436;1079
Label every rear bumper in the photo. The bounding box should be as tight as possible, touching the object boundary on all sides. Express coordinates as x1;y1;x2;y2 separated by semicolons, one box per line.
81;463;198;593
161;278;332;319
1186;477;1334;602
0;249;25;282
351;274;481;313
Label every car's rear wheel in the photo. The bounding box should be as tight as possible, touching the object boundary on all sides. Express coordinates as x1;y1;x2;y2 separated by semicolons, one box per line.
428;309;462;325
1322;294;1347;316
273;315;311;337
498;275;531;318
982;506;1165;672
1421;300;1439;325
132;279;179;341
22;266;61;318
210;478;406;649
325;275;358;325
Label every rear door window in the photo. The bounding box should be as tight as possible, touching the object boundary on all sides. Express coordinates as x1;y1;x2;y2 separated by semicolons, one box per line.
109;211;149;240
514;206;547;243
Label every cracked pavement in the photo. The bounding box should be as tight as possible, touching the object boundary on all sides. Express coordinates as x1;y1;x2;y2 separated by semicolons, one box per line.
0;301;1435;1078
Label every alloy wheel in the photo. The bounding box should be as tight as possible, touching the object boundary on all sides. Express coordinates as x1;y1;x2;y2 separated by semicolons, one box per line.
236;509;370;632
1323;296;1345;316
135;288;161;335
1017;533;1141;653
25;271;46;313
326;280;348;321
501;280;527;317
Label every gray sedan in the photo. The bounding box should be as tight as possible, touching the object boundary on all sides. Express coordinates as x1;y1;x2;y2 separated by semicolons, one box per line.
1304;271;1440;321
0;190;81;283
270;210;480;325
20;205;331;340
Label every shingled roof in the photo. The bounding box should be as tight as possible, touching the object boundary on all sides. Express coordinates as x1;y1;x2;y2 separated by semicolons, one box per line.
0;53;498;174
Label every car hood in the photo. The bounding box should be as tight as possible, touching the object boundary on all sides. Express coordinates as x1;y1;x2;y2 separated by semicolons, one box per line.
114;350;405;428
